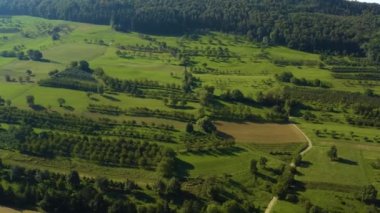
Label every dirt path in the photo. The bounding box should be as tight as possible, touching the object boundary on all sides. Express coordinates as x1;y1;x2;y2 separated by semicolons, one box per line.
264;124;313;213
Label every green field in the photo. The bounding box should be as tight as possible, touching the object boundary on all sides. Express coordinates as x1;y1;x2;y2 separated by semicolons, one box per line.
0;15;379;212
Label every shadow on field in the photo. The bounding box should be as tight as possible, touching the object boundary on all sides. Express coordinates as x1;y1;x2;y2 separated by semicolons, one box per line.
298;160;313;168
134;191;155;203
102;94;120;102
257;173;276;183
31;104;46;111
184;146;246;157
176;158;194;178
63;105;75;111
337;157;358;165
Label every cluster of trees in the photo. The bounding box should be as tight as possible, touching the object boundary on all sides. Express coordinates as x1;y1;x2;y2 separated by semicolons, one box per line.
182;70;197;93
0;163;176;213
87;104;123;116
332;73;380;81
282;87;380;109
180;46;234;60
331;66;379;73
39;78;102;93
182;133;235;153
95;68;187;97
365;34;380;64
39;61;104;93
190;66;243;75
0;106;111;134
220;89;245;102
127;107;195;122
1;0;380;55
88;104;195;122
272;166;296;201
3;128;176;169
271;58;319;67
163;96;188;108
210;104;260;121
327;145;338;161
0;49;43;61
276;72;330;88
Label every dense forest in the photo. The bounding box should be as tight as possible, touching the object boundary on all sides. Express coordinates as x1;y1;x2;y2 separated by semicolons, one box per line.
1;0;380;56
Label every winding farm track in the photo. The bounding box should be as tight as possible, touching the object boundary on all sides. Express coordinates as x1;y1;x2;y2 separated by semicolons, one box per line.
264;124;313;213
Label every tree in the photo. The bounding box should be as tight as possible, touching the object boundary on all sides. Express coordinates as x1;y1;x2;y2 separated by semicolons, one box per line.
67;170;80;189
186;122;194;133
27;49;43;61
364;89;375;97
79;60;90;72
327;145;338;161
57;98;66;107
5;100;11;107
358;185;378;204
259;157;268;168
366;35;380;64
198;86;214;106
26;95;35;107
250;159;258;176
5;75;11;82
26;69;32;76
89;193;108;213
231;89;244;101
166;177;181;197
70;61;79;68
195;116;216;133
276;72;294;82
157;158;176;178
222;200;245;213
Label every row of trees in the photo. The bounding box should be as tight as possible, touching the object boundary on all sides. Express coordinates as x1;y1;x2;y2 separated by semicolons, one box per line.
276;72;331;88
0;49;43;61
1;126;177;170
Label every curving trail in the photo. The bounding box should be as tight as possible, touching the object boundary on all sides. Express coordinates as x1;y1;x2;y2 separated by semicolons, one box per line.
264;124;313;213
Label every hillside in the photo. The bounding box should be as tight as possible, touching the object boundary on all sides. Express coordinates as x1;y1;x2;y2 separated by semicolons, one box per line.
0;2;378;213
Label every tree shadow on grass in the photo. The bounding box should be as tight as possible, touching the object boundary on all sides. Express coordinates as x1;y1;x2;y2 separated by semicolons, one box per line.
176;158;195;178
183;146;246;157
31;104;46;111
337;157;358;166
133;191;155;203
256;173;277;183
63;105;75;111
298;160;313;168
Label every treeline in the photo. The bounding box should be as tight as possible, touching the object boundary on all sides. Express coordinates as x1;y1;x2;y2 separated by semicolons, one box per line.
0;126;176;169
24;133;175;169
332;73;380;81
346;104;380;128
276;72;331;88
0;49;43;61
0;0;380;55
282;87;380;108
331;66;379;73
0;106;166;133
87;104;195;122
95;68;191;98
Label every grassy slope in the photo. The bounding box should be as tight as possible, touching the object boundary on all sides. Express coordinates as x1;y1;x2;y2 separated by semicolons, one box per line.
0;16;379;211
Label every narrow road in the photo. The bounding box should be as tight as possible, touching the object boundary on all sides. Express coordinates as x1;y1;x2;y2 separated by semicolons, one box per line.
264;124;313;213
293;124;313;156
264;196;278;213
